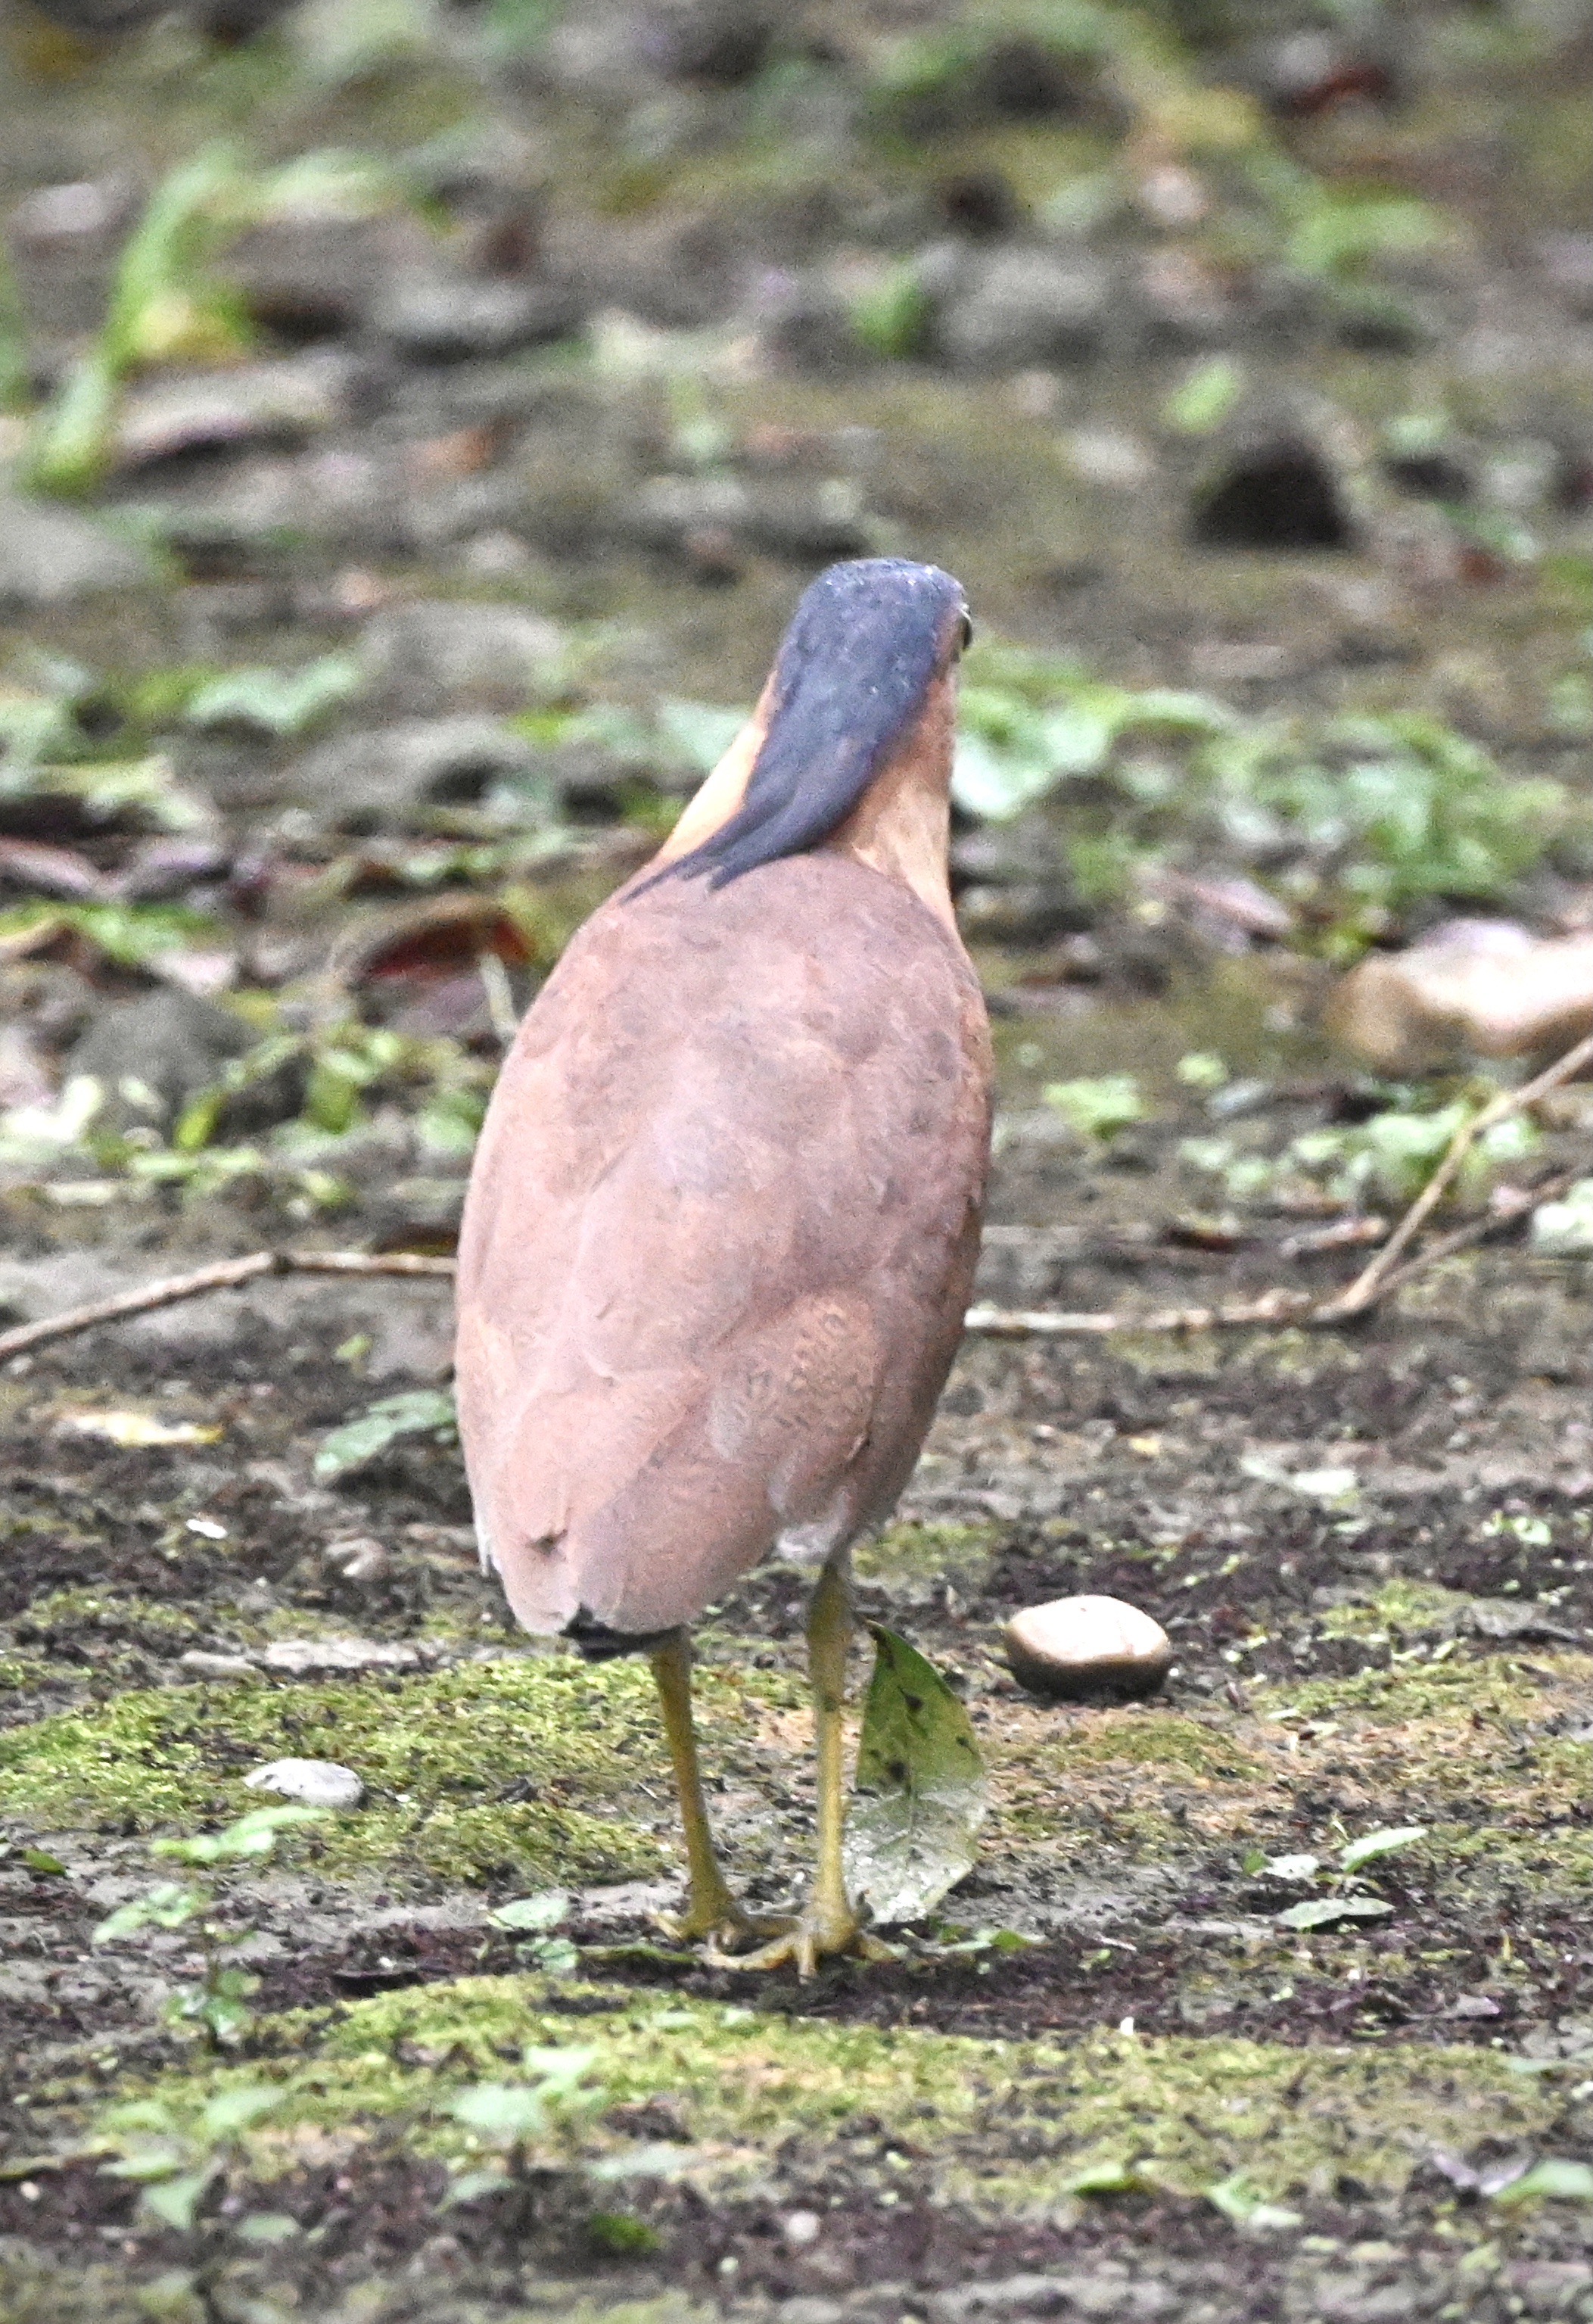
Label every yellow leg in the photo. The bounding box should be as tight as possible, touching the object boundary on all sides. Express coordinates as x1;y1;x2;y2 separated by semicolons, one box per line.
649;1630;769;1947
708;1556;892;1978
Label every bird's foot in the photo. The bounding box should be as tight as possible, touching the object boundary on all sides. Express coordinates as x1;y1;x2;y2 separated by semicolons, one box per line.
702;1898;895;1980
654;1893;789;1950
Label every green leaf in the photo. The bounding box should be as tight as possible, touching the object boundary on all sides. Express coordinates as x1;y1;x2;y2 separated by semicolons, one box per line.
92;1883;206;1944
1489;2158;1593;2207
849;262;932;360
152;1805;328;1865
440;2167;514;2207
490;1890;571;1933
450;2083;555;2143
201;2087;282;2139
20;1846;67;1874
1204;2171;1303;2230
314;1388;458;1481
1278;1896;1395;1931
1162;356;1245;435
235;2213;300;2245
1339;1825;1426;1874
843;1626;988;1927
185;656;361;740
1044;1075;1147;1142
1059;2157;1144;2195
139;2171;213;2232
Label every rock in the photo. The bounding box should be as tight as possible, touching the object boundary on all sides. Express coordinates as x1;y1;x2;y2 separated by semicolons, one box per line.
359;603;563;716
938;248;1112;371
229;210;432;337
1327;921;1593;1072
114;352;360;469
373;268;581;360
1191;428;1355;550
0;490;159;609
260;1637;420;1675
322;1536;390;1582
1004;1595;1173;1702
64;988;298;1138
621;474;872;562
0;1023;54;1111
5;175;137;341
178;1650;256;1679
1464;1598;1582;1644
1532;1179;1593;1259
244;1756;366;1808
288;715;539;832
1538;233;1593;319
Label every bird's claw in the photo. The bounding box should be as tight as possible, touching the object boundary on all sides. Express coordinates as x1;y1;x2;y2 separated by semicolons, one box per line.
653;1899;791;1950
702;1903;895;1979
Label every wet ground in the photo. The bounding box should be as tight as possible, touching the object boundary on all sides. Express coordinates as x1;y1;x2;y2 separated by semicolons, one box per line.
4;0;1593;2315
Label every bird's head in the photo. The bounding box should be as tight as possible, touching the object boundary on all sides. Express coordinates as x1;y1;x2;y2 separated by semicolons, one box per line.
645;558;971;895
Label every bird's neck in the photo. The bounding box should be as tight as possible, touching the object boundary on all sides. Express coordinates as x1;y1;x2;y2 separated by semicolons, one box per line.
823;685;957;930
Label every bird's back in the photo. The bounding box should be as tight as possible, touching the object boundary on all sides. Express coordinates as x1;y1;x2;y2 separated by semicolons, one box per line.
455;851;991;1640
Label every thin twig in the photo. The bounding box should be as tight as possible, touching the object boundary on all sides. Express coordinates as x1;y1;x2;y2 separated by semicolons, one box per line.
2;1071;1587;1366
1318;1027;1593;1320
0;1249;454;1362
963;1288;1318;1338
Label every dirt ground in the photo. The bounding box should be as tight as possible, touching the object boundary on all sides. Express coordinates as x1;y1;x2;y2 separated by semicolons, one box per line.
3;0;1593;2313
3;1105;1593;2322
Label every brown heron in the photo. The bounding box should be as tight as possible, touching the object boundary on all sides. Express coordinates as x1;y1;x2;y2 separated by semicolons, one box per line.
455;559;992;1973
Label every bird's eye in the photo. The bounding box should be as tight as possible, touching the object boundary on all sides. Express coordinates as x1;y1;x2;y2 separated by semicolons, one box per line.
957;612;975;654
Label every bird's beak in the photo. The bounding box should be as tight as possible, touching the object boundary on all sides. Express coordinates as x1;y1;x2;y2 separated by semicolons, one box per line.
649;674;778;869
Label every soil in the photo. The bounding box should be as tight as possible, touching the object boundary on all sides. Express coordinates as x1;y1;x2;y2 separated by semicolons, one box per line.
3;0;1593;2316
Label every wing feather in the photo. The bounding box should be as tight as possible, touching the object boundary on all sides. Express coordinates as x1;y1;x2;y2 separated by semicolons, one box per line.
454;852;989;1635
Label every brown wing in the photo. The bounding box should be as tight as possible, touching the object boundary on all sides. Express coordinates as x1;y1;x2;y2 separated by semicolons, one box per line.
453;852;991;1637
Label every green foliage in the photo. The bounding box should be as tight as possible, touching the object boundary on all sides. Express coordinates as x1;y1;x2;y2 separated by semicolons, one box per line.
0;246;29;415
1044;1073;1148;1142
951;640;1567;940
93;1807;330;2050
314;1388;459;1481
184;656;362;740
490;1889;580;1974
0;1656;691;1885
849;262;933;360
844;1627;987;1926
1492;2158;1593;2207
28;148;253;497
1253;1824;1427;1932
96;2086;283;2232
1162;356;1245;435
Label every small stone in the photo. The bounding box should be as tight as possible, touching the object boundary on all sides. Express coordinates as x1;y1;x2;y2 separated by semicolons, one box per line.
179;1651;256;1680
261;1637;419;1675
0;490;159;609
244;1757;365;1808
939;248;1112;372
1004;1594;1172;1703
781;2209;823;2248
289;715;538;833
322;1537;390;1582
359;603;563;717
65;989;300;1139
373;268;580;360
114;352;358;469
1327;920;1593;1073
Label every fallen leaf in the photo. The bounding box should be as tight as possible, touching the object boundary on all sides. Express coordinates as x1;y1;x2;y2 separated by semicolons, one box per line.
1277;1896;1395;1931
843;1626;988;1927
314;1388;457;1481
58;1411;223;1448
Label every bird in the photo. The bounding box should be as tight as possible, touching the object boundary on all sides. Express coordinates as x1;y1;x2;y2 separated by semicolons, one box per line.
454;557;993;1974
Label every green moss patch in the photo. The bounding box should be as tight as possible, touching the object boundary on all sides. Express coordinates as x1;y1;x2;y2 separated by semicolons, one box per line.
854;1520;1005;1589
0;1656;779;1888
92;1974;1561;2215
